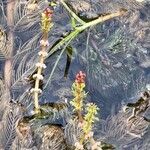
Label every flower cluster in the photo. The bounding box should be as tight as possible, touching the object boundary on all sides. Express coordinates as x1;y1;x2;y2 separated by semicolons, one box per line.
31;8;53;114
74;142;84;150
70;71;101;149
91;141;102;150
44;8;53;18
83;103;99;135
70;71;87;113
41;7;53;32
40;40;49;47
75;71;86;84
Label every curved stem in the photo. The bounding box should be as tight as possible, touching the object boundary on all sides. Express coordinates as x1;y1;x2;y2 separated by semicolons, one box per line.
77;9;127;31
60;0;86;25
47;9;126;58
45;9;126;89
47;29;80;58
44;30;79;89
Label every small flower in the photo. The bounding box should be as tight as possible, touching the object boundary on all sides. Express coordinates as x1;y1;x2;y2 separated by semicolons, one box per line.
91;141;101;150
38;51;48;57
36;62;46;69
84;131;94;139
40;40;49;46
74;142;84;150
75;71;86;83
44;7;53;18
78;121;84;128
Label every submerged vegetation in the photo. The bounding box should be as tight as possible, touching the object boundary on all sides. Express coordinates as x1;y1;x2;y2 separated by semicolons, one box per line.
0;0;150;149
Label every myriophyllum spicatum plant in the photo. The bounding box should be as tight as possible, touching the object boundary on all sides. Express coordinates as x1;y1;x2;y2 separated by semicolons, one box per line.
30;7;53;114
70;71;86;122
70;71;101;150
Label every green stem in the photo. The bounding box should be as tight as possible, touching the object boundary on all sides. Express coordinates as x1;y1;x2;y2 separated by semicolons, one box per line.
60;0;86;25
77;10;126;31
47;9;126;58
44;30;79;89
47;29;79;57
45;9;126;88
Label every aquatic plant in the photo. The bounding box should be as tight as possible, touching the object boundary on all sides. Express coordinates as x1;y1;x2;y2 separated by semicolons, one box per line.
65;71;100;150
80;103;100;150
67;71;101;149
0;0;149;149
70;71;86;122
30;7;53;114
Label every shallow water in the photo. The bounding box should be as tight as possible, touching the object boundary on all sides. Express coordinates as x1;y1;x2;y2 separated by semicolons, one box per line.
0;0;150;149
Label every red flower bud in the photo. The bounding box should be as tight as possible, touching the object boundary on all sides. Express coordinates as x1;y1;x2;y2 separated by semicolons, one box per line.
44;7;53;18
75;71;86;83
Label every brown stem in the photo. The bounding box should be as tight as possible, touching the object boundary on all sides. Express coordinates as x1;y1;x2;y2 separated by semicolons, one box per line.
4;0;15;88
77;110;83;122
33;33;48;113
77;83;84;122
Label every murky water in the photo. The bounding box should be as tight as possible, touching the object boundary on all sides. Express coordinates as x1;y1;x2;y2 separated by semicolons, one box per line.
0;0;150;149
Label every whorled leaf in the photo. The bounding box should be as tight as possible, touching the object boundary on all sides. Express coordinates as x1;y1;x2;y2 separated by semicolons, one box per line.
34;125;67;150
64;119;84;149
97;108;149;149
13;0;49;32
0;104;22;150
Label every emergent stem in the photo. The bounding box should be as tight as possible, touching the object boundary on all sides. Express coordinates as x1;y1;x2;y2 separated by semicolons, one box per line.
47;9;126;58
60;0;86;25
33;33;48;113
77;9;126;31
47;29;79;57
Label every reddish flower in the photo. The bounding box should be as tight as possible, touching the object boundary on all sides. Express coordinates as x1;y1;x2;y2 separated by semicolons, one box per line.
44;7;53;18
75;71;86;83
